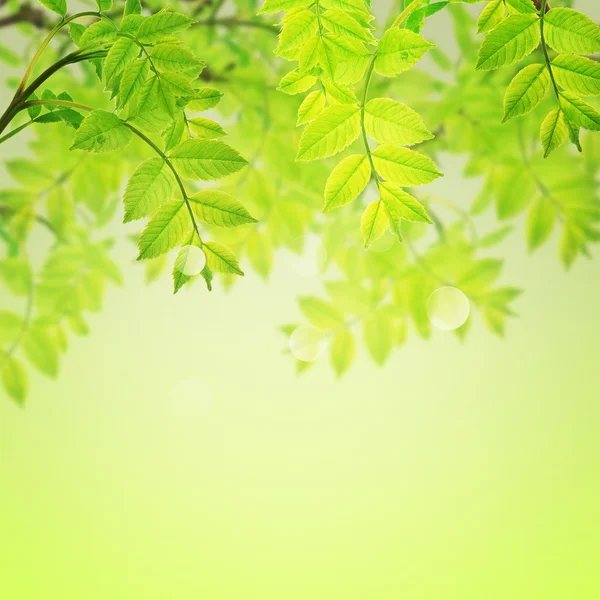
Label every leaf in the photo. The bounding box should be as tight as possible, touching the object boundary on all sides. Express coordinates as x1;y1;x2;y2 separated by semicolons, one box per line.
278;69;317;95
543;8;600;55
552;55;600;97
124;0;141;16
104;37;138;86
540;109;568;158
371;145;442;187
526;198;556;251
503;64;550;122
203;241;244;276
364;98;434;146
331;329;355;377
0;311;23;345
151;44;205;75
22;327;59;377
324;154;371;213
187;88;224;111
136;9;195;44
321;10;375;44
361;200;389;248
123;157;177;222
297;91;326;125
137;200;190;260
1;357;28;405
559;91;600;131
71;110;133;153
363;309;393;365
505;0;537;14
298;297;345;329
477;0;504;35
38;0;66;16
0;258;32;296
375;28;435;77
258;0;313;14
118;59;150;109
169;139;248;180
96;0;113;11
187;116;227;139
276;10;318;59
476;14;540;71
380;182;432;227
296;104;361;161
189;190;257;227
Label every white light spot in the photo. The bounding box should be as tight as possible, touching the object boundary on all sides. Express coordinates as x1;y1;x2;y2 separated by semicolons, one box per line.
176;245;206;277
289;326;326;362
427;286;470;331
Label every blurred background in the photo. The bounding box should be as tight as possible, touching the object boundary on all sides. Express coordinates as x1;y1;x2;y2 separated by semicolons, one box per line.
1;1;599;598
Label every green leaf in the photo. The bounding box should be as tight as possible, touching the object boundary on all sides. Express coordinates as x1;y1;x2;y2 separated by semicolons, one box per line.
203;241;244;276
1;357;28;405
187;116;227;139
477;0;504;35
123;157;177;223
559;91;600;131
137;200;190;260
552;54;600;97
324;154;371;212
278;70;317;95
38;0;66;17
371;145;442;187
0;311;23;345
296;104;361;161
540;109;568;158
297;91;326;126
276;10;318;59
104;37;138;86
526;197;556;251
375;28;435;77
118;59;150;109
258;0;313;15
363;308;393;365
503;63;550;122
321;10;376;44
361;200;389;248
95;0;113;11
187;88;224;111
151;44;205;75
330;329;355;377
124;0;142;16
298;297;345;329
380;182;432;228
71;110;133;153
543;8;600;55
22;327;59;377
137;9;195;44
169;139;248;181
476;14;540;71
505;0;537;14
364;97;434;146
0;258;32;296
189;190;257;227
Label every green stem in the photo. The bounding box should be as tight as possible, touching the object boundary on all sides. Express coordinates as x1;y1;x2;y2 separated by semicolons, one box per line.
360;55;380;186
122;123;204;246
539;0;560;102
0;120;34;145
392;0;423;28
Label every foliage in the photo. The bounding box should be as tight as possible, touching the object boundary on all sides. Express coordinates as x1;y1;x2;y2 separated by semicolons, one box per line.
0;0;599;402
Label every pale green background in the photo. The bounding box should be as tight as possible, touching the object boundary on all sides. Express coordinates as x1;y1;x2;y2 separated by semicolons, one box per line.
1;1;600;598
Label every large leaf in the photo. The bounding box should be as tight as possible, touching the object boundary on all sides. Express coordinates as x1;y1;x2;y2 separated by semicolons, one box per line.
38;0;66;16
364;97;434;146
544;8;600;55
137;200;190;260
2;357;28;404
169;139;248;180
375;28;435;77
552;54;600;96
136;9;195;44
361;200;389;248
296;104;361;161
503;64;550;122
371;145;442;187
476;14;540;71
71;110;133;153
189;190;257;227
324;154;371;212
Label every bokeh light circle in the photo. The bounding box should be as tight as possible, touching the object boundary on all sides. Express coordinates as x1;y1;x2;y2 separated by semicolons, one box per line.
426;286;470;331
176;245;206;277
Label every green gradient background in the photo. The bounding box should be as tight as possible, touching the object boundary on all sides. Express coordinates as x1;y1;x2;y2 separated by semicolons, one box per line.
1;2;600;598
